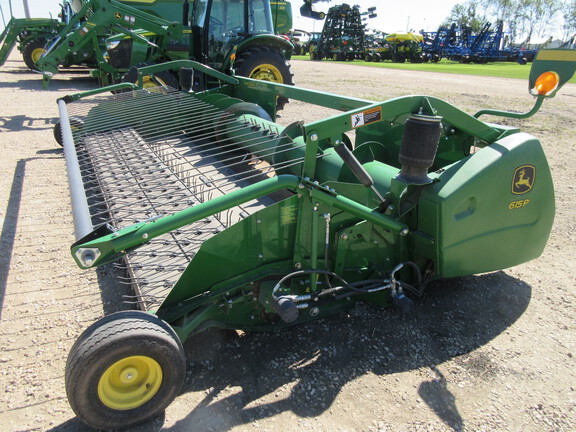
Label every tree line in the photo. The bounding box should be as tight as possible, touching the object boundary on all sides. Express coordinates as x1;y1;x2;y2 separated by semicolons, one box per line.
445;0;576;43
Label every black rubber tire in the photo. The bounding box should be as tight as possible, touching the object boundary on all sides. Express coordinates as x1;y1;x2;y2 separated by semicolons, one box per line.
53;117;84;147
22;39;47;71
234;47;294;110
234;46;294;85
65;311;186;430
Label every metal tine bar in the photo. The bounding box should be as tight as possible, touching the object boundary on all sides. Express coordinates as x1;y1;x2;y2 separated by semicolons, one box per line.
131;127;291;178
76;120;230;159
76;111;229;147
79;137;180;197
113;262;188;271
117;269;184;283
83;135;193;223
80;173;174;196
70;122;312;232
74;125;250;184
120;268;190;279
160;119;280;155
69;89;209;123
79;142;238;221
181;138;305;175
87;154;311;227
73;95;227;136
75;116;274;184
148;126;279;167
82;149;305;226
160;140;306;186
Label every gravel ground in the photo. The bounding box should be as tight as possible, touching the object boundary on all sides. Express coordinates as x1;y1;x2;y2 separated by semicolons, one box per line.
0;51;575;432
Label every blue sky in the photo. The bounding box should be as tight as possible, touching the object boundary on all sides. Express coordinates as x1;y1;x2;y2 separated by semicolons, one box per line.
1;0;460;34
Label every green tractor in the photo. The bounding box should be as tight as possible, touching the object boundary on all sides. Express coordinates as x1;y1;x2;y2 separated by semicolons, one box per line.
35;0;294;93
0;0;187;72
0;0;82;70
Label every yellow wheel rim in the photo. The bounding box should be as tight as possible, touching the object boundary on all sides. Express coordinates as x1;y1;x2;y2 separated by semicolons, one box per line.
248;64;283;83
98;355;163;410
31;48;46;64
141;75;168;89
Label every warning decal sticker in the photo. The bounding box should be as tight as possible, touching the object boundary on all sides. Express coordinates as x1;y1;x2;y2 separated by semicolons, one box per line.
350;107;382;129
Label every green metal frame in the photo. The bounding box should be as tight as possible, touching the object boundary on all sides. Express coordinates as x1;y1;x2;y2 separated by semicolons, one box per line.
62;49;574;343
0;17;65;67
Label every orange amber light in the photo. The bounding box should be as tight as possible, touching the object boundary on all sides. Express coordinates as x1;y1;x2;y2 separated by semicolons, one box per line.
533;71;559;95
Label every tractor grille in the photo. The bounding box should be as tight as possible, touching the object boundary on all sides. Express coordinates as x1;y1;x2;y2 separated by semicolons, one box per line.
62;87;307;311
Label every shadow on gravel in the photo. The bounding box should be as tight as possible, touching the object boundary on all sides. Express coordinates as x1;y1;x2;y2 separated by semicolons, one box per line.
162;271;529;432
0;76;96;92
0;114;56;132
47;268;531;431
0;160;25;320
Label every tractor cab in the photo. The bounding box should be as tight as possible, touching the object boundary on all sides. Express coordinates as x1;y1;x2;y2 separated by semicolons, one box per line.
191;0;276;67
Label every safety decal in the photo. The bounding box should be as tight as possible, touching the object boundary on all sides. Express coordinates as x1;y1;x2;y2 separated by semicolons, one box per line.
280;205;298;225
351;106;382;129
512;164;535;194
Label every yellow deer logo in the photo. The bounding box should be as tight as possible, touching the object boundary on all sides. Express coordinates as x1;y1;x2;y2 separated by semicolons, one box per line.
512;165;535;194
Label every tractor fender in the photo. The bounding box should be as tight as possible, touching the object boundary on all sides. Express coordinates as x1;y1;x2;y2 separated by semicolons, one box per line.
222;34;293;72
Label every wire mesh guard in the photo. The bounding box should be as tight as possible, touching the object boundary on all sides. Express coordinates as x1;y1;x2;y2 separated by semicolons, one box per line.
63;87;307;311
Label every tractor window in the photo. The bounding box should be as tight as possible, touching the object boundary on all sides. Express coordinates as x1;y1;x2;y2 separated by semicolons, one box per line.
192;0;209;28
248;0;274;34
70;0;83;14
209;0;244;40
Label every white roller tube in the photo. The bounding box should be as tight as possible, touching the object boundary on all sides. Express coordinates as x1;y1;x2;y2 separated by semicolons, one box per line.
58;99;93;240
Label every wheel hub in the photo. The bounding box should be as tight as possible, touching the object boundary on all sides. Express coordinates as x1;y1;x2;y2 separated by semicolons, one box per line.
249;64;283;83
31;48;46;64
98;355;163;410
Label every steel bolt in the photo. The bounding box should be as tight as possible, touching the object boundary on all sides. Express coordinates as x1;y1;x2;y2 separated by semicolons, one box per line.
294;262;302;269
400;228;409;236
341;233;348;240
143;233;149;239
310;307;320;317
310;134;318;141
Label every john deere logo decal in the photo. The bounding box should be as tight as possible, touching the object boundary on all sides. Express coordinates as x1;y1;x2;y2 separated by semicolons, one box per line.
512;165;535;194
114;12;122;19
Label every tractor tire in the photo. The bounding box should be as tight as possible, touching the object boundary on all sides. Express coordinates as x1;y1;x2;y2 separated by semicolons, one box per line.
65;311;186;430
53;117;84;147
22;39;47;71
121;65;179;91
234;47;294;85
234;47;294;110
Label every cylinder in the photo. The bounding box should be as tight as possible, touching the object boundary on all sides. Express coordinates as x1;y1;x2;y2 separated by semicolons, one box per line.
397;114;442;184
